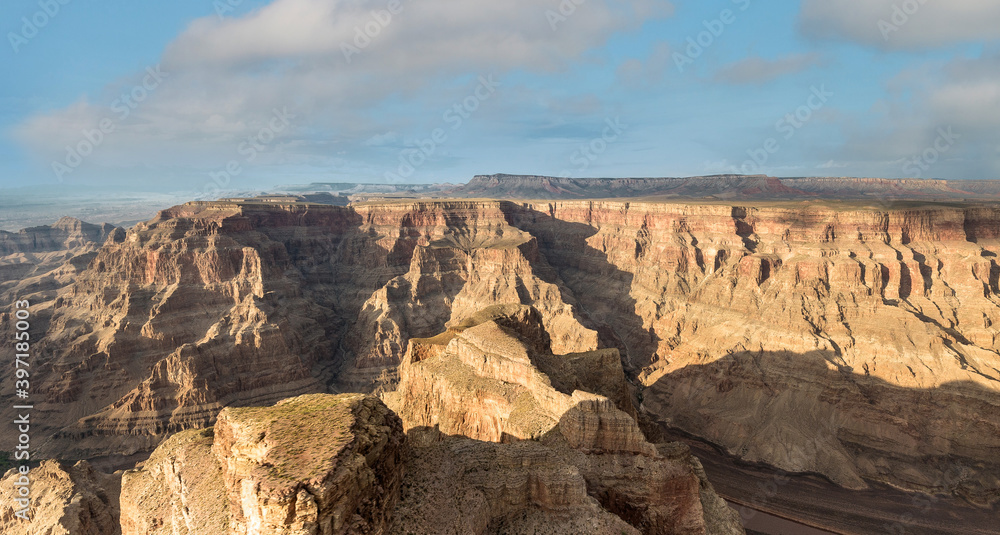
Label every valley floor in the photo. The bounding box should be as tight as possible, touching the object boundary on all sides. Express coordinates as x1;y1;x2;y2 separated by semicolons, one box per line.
661;427;1000;535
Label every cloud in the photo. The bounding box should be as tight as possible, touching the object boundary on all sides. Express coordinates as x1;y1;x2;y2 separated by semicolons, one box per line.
13;0;674;188
823;53;1000;179
166;0;673;72
799;0;1000;49
712;53;822;85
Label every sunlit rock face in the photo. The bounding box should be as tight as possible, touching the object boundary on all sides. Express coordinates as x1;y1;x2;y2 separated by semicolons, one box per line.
121;394;404;535
2;198;998;506
383;304;743;534
0;460;122;535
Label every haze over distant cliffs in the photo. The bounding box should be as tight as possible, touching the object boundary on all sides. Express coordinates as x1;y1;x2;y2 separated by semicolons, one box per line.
451;174;1000;201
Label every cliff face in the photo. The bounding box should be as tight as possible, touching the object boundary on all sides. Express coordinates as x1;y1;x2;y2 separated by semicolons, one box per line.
3;198;999;505
121;393;404;535
385;304;637;444
504;201;1000;504
0;218;120;335
2;201;599;459
0;460;122;535
0;217;118;256
384;304;744;534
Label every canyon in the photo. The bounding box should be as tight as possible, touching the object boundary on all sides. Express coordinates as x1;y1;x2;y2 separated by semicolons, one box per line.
2;178;999;532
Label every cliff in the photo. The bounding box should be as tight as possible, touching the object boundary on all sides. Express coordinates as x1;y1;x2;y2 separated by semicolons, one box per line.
501;200;1000;505
0;217;118;256
121;393;404;535
1;197;998;507
0;460;121;535
384;304;744;534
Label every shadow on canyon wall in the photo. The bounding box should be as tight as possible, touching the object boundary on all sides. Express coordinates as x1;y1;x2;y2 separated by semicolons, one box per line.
502;203;660;373
644;347;1000;509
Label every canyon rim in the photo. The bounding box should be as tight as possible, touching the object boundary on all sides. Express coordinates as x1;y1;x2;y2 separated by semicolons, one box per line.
1;174;999;534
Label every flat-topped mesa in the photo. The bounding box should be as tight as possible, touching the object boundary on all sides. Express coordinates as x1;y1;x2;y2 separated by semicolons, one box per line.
0;217;118;255
120;394;405;535
459;174;1000;201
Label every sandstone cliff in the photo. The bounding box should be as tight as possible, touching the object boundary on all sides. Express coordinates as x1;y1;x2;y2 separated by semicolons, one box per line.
504;200;1000;505
3;198;998;507
0;460;121;535
0;217;119;337
384;305;745;534
121;393;404;535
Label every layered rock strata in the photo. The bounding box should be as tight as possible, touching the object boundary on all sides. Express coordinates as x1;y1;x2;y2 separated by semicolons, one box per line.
384;305;744;534
504;201;1000;505
1;198;998;505
0;460;121;535
121;393;404;535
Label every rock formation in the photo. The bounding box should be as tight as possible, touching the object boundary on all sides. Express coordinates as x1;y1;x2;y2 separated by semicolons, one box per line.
2;196;998;509
504;200;1000;506
121;393;404;535
118;389;740;534
384;305;744;534
0;460;121;535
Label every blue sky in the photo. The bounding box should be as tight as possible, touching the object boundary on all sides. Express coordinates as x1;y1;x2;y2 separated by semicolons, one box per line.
1;0;999;196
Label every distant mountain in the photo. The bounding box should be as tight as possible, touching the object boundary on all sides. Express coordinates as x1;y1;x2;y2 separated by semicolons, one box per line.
452;173;1000;201
277;182;454;195
0;217;118;255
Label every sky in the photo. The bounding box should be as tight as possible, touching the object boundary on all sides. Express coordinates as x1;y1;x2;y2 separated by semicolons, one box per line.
1;0;999;197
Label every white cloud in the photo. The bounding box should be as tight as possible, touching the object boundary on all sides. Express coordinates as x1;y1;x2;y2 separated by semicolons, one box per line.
823;54;1000;179
13;0;673;187
799;0;1000;49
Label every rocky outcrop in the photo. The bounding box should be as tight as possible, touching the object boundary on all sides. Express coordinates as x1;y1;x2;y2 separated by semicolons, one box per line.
384;304;634;443
121;393;405;535
0;218;119;336
3;197;999;507
504;201;1000;505
384;305;745;534
0;217;118;256
0;460;121;535
120;429;228;535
